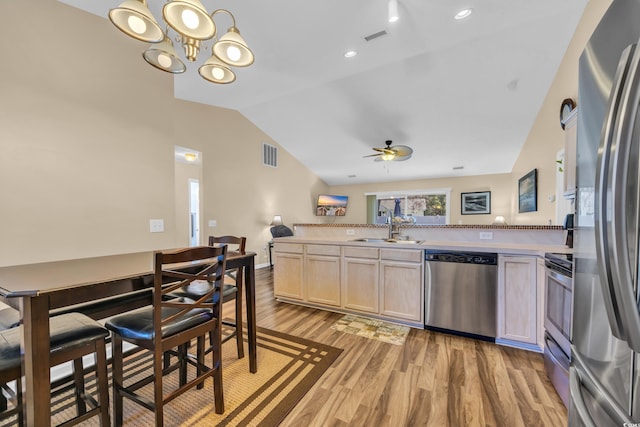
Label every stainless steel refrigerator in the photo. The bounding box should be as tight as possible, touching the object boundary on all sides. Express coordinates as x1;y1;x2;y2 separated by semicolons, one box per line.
572;0;640;424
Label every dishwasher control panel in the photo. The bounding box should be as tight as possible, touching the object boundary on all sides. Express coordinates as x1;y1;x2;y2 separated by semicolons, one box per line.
425;251;498;265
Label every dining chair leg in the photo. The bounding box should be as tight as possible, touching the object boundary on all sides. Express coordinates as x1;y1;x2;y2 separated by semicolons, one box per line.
16;377;23;427
72;357;87;416
153;348;164;427
178;344;188;387
213;348;224;414
0;387;6;412
235;297;244;359
196;336;205;390
95;337;110;427
112;334;124;427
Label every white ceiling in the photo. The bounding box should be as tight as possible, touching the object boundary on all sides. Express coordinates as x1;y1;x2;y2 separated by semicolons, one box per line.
61;0;588;186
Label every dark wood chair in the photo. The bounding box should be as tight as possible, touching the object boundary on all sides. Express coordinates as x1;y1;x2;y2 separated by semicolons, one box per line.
0;312;110;427
170;236;246;360
105;246;227;426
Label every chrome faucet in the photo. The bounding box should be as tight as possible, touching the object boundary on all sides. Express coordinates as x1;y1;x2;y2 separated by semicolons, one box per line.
387;210;393;239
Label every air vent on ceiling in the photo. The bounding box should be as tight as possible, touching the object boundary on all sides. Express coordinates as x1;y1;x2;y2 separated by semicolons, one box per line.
364;29;388;42
263;143;278;168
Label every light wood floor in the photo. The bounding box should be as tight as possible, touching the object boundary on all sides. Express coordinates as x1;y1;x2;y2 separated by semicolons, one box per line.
248;267;568;427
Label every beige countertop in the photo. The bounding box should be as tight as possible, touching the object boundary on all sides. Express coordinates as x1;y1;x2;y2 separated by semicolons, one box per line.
272;236;571;257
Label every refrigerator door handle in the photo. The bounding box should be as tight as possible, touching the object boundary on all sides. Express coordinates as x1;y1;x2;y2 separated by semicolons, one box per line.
569;366;597;427
595;43;635;340
609;39;640;352
571;348;634;425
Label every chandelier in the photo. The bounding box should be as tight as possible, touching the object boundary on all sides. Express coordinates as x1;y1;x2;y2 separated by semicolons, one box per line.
108;0;254;84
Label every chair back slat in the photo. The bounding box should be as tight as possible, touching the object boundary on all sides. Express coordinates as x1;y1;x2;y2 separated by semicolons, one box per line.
209;236;246;254
153;246;227;340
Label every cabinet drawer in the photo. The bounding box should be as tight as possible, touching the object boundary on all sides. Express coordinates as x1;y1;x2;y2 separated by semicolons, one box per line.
343;246;379;259
306;244;340;256
381;248;423;263
274;243;304;254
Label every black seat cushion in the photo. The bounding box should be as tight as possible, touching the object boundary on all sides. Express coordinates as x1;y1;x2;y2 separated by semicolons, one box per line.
105;301;213;341
0;312;109;371
0;306;21;331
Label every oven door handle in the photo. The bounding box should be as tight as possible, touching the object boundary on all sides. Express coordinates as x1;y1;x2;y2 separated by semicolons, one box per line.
595;43;634;341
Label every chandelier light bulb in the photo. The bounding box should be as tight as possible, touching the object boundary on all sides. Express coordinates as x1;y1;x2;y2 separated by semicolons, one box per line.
211;67;225;80
127;15;147;34
157;54;172;68
181;9;200;29
227;46;241;62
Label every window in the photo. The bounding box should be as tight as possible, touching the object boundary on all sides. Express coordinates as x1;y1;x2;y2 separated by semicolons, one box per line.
366;189;451;225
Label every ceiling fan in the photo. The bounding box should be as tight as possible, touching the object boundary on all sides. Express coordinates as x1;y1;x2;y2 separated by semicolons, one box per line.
364;140;413;162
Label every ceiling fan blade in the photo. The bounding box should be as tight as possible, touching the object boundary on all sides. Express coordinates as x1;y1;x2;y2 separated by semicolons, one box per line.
390;145;413;157
363;153;383;158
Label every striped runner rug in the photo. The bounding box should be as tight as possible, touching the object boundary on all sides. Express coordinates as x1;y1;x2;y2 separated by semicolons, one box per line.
2;326;342;426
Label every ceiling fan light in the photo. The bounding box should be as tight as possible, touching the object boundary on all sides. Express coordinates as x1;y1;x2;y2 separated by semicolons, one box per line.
381;152;396;161
388;0;399;23
163;0;216;40
198;53;236;84
109;0;164;43
213;27;254;67
143;36;187;74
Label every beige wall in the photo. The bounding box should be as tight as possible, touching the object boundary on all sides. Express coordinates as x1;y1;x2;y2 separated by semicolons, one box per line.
328;173;512;225
509;0;612;224
0;0;327;267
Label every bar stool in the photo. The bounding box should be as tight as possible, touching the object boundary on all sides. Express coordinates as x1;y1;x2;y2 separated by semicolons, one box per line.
0;312;110;426
105;246;227;426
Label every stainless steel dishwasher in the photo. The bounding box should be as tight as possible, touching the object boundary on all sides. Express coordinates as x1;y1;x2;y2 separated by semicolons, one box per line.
424;250;498;341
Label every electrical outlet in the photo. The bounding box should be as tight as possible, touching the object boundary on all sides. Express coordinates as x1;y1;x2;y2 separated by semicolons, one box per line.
479;232;493;240
149;219;164;233
346;229;355;235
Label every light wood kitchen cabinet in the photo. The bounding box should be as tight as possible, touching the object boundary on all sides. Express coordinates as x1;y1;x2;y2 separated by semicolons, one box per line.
497;255;538;348
379;248;424;322
342;247;380;314
305;244;341;307
273;243;304;300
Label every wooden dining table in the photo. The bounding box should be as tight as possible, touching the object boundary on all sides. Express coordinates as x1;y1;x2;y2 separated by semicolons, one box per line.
0;249;257;427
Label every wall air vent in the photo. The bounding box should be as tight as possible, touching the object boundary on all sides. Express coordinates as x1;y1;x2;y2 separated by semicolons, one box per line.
364;29;388;42
263;143;278;168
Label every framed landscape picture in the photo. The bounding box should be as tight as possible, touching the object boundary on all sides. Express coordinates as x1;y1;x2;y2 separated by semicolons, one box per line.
461;191;491;215
518;169;538;213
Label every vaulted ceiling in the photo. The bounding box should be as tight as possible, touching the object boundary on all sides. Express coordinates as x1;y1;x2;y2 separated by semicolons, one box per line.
61;0;588;185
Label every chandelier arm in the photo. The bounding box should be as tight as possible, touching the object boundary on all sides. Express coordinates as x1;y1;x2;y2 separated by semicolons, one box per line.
210;9;236;27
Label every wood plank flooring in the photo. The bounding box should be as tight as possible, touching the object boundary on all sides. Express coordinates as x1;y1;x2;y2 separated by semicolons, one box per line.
246;267;567;427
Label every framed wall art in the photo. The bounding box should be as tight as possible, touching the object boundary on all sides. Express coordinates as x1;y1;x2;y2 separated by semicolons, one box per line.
518;169;538;213
461;191;491;215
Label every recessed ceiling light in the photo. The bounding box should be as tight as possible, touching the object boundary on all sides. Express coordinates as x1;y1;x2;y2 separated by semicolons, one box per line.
347;174;357;178
344;50;357;58
453;165;464;170
454;8;472;20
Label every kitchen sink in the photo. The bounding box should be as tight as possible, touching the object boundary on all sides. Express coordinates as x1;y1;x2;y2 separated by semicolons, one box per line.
351;238;422;244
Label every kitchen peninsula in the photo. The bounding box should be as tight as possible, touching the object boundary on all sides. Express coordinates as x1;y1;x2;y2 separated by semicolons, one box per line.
272;223;570;353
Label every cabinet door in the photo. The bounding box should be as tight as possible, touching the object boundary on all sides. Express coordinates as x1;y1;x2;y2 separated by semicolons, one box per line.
342;257;379;313
498;256;537;344
379;260;423;322
305;255;341;306
274;252;304;300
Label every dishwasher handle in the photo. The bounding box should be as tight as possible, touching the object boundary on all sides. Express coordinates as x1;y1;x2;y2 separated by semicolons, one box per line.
425;250;498;265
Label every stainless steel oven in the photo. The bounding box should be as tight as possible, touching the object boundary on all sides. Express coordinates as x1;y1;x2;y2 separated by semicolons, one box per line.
543;252;573;407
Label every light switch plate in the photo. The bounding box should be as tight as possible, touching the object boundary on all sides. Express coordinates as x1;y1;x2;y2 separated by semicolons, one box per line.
346;229;355;235
208;220;217;227
149;219;164;233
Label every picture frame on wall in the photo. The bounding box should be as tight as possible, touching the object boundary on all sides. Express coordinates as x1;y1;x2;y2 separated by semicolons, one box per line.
518;169;538;213
461;191;491;215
